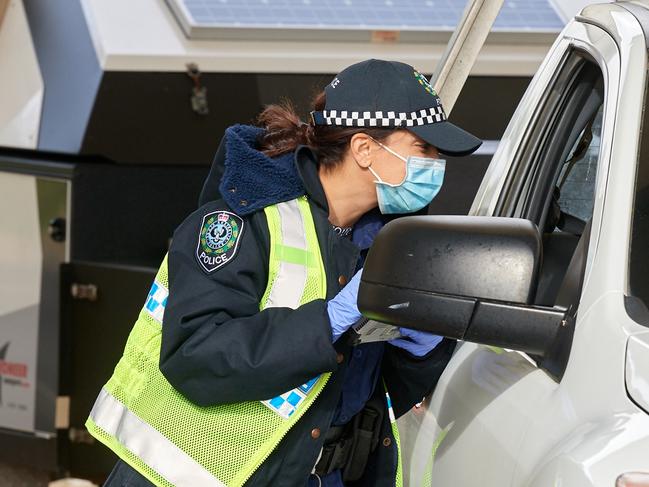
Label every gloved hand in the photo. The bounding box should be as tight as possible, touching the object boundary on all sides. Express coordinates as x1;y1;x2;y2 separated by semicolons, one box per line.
388;328;443;357
327;269;363;342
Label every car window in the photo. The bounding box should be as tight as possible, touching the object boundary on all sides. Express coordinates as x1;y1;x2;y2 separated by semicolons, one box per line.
496;53;603;309
555;106;602;224
492;51;605;379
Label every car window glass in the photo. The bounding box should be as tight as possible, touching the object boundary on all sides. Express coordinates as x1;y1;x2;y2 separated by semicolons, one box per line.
494;52;606;381
499;53;603;313
555;106;603;224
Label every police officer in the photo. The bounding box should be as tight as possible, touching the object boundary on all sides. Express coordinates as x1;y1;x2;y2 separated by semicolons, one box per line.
90;59;481;487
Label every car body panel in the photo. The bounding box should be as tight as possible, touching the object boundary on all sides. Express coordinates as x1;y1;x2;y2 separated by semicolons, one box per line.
399;3;649;486
526;411;649;486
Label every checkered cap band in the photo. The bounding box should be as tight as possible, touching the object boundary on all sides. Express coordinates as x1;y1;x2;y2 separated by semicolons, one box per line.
311;106;446;128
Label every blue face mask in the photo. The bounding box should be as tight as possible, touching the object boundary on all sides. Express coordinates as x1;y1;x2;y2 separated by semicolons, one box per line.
368;139;446;214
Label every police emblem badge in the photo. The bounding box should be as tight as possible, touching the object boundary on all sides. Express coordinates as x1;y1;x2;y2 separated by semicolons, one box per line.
414;70;438;97
196;210;244;273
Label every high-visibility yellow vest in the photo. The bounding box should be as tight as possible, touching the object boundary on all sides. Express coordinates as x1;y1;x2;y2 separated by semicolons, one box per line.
86;196;402;487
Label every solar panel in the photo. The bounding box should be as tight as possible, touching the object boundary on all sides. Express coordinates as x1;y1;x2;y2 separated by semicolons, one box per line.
167;0;564;40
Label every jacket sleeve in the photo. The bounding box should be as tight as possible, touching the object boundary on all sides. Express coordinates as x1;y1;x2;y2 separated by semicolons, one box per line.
381;339;456;418
159;201;339;407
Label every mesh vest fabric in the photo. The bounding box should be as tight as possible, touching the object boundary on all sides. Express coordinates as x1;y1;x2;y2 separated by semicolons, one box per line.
86;197;331;487
385;387;403;487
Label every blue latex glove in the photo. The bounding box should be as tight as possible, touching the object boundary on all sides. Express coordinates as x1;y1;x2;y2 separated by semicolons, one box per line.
388;328;443;357
327;269;363;342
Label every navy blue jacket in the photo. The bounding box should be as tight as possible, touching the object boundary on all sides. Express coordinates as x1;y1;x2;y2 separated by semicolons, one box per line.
104;125;455;487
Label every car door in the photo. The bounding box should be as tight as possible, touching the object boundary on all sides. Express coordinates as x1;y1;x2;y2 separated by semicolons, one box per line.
397;10;633;487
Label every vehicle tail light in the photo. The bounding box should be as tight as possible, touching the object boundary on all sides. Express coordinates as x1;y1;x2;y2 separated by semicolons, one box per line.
617;473;649;486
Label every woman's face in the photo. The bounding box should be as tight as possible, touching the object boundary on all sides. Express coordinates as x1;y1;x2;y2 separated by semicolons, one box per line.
369;130;440;185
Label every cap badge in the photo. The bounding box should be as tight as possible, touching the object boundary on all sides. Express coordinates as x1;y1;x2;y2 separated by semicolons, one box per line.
414;70;437;97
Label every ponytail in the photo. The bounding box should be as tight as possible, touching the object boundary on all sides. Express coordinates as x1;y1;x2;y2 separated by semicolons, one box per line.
256;100;315;158
257;91;393;169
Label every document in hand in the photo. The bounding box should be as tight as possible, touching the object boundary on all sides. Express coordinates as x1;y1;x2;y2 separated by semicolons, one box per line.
350;318;402;345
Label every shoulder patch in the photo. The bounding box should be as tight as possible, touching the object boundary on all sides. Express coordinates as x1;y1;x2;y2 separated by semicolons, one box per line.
196;210;244;273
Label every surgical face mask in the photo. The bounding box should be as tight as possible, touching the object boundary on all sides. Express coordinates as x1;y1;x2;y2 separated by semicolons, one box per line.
368;139;446;214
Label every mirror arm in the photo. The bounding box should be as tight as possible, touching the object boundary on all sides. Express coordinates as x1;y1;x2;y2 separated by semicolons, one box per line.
537;313;576;381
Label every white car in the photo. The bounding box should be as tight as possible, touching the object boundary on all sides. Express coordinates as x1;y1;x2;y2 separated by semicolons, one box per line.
359;2;649;486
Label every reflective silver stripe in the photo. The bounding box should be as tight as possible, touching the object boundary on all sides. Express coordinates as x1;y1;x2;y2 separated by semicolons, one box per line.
266;200;308;310
90;388;225;487
277;198;307;250
266;261;308;309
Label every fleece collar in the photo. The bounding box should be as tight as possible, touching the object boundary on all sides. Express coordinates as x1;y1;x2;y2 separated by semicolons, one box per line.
218;124;306;216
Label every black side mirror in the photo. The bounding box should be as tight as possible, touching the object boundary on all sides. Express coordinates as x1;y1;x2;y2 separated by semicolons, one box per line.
358;216;566;356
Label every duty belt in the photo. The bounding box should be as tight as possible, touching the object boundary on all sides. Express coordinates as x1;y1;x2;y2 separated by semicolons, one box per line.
314;395;385;482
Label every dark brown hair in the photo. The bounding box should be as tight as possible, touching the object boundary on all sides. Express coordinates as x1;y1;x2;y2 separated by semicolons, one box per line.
257;91;394;169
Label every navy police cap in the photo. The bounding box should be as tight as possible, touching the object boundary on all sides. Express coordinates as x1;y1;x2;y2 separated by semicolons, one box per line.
310;59;482;157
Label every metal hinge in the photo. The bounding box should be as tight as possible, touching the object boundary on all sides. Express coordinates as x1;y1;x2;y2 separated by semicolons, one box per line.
70;283;98;301
186;62;209;115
